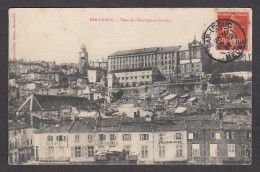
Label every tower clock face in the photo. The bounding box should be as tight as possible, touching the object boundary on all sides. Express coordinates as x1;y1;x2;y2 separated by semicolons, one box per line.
80;52;85;57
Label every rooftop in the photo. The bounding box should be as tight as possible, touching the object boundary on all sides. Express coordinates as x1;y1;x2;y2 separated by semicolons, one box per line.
110;67;155;73
109;46;181;57
34;94;100;111
17;94;100;112
34;121;73;133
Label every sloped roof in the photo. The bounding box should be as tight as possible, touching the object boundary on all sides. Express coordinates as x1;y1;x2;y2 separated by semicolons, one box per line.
109;46;181;57
69;118;96;133
174;107;187;114
96;117;122;132
31;94;99;111
119;122;153;132
154;121;186;131
109;47;159;56
187;97;197;102
163;94;177;100
157;46;182;53
222;123;240;130
35;121;73;133
9;121;25;131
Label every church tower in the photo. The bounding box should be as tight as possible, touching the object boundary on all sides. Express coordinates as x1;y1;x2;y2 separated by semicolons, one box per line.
79;44;89;74
189;35;202;60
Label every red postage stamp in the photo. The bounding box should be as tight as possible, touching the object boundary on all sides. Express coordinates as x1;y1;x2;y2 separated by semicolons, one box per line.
217;11;249;50
204;10;250;62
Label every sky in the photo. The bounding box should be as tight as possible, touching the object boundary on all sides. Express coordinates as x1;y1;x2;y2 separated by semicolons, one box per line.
9;8;217;64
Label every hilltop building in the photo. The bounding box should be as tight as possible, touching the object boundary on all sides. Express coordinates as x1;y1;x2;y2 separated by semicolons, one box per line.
108;37;210;81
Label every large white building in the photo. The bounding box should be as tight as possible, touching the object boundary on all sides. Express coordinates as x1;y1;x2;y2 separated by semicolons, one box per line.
33;118;188;164
108;37;207;80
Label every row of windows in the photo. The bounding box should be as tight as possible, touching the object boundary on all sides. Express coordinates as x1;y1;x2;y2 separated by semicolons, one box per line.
110;53;175;63
110;62;175;69
111;58;175;65
45;143;251;160
46;132;251;144
12;129;26;136
119;76;150;80
208;144;251;158
188;132;252;140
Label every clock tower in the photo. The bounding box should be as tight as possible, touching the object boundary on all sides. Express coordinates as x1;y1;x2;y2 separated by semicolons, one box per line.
79;44;89;74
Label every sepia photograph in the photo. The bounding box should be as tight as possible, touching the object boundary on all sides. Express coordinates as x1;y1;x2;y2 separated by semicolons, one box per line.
8;8;252;165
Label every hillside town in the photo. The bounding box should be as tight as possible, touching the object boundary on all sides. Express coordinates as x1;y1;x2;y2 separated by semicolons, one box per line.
8;38;252;165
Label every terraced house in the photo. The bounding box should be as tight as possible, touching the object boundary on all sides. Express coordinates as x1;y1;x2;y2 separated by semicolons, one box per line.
32;117;251;165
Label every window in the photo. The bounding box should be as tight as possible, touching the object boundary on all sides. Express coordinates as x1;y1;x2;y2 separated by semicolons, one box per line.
210;144;218;157
47;146;54;158
57;135;66;142
75;135;80;142
176;144;183;158
47;135;53;142
122;134;131;141
75;146;81;157
147;76;149;79
140;134;149;141
99;134;106;141
141;146;148;158
159;145;165;158
226;132;235;139
242;145;251;157
9;153;13;164
188;133;198;139
159;133;164;141
228;144;235;157
244;132;252;139
110;134;116;141
135;76;137;79
87;146;94;158
14;152;17;163
27;140;30;145
211;133;220;140
176;133;182;140
88;135;93;142
192;144;200;157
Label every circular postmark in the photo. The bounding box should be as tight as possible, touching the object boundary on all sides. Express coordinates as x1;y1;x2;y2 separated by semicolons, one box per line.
203;19;246;62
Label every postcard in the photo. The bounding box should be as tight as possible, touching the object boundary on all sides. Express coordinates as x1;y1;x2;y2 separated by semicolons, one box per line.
8;8;252;165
